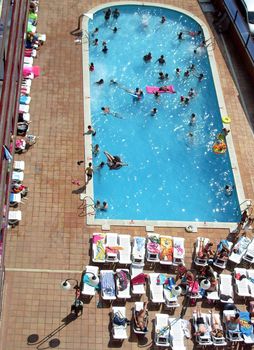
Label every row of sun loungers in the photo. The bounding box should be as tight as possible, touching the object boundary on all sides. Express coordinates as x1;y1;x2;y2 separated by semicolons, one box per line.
92;232;185;266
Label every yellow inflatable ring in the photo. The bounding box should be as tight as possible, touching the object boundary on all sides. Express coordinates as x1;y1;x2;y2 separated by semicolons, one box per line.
222;116;231;124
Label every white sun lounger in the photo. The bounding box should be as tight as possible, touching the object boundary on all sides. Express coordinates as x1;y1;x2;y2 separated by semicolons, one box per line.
173;237;185;265
229;236;251;264
100;270;116;301
132;236;146;266
130;265;146;295
206;271;220;301
105;233;119;263
247;269;254;295
8;210;22;226
24;56;34;65
210;313;227;346
146;233;160;263
22;113;31;122
13;160;25;171
163;288;180;308
149;273;164;303
223;310;243;342
234;267;250;297
169;318;186;350
193;312;213;346
242;238;254;264
154;314;170;347
112;306;128;340
9;193;22;205
21;84;31;94
12;171;24;182
213;241;233;269
159;235;173;265
92;232;106;263
219;274;234;303
194;237;210;266
118;234;131;264
81;265;99;296
133;302;148;334
19;104;29;113
115;269;131;299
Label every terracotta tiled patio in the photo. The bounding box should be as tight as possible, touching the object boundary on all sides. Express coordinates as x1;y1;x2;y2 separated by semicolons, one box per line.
0;1;254;349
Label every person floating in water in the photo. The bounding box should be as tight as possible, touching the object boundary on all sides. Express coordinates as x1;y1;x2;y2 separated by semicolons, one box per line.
161;16;166;24
225;184;234;196
101;107;122;119
104;151;128;170
150;108;157;116
189;113;196;125
95;79;104;85
143;52;152;62
178;32;184;40
111;27;118;33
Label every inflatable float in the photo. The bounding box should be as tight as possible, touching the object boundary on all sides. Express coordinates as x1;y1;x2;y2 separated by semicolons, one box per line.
146;85;175;94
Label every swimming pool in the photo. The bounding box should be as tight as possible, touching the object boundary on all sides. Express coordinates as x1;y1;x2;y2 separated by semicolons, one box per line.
82;3;244;226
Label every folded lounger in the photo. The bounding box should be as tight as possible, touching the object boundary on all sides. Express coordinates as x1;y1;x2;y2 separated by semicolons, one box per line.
81;265;99;296
169;318;186;350
149;273;164;303
118;234;131;264
173;237;185;265
223;310;243;342
92;232;106;263
100;270;116;301
112;306;128;340
206;271;220;302
146;233;160;263
133;302;148;335
193;311;213;346
154;314;170;347
219;274;234;304
194;237;210;266
229;236;251;264
159;235;173;265
210;312;227;346
213;240;233;269
115;269;131;299
131;265;146;295
105;233;119;263
242;238;254;264
234;267;250;297
132;236;146;266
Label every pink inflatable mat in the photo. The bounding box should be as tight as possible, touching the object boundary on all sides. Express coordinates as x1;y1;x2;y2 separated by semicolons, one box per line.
146;85;175;94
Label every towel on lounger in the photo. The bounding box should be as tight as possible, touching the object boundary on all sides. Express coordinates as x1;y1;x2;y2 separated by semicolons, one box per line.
240;312;252;336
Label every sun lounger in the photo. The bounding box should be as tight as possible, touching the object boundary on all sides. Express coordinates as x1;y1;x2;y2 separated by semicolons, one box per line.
206;271;220;301
118;234;131;264
242;238;254;264
193;311;213;346
247;269;254;295
159;235;173;265
173;237;185;265
213;240;233;269
240;311;254;344
219;274;234;303
234;267;250;297
115;269;131;299
22;113;30;122
194;237;210;266
92;232;106;263
81;265;99;296
13;160;25;171
133;302;148;334
146;233;160;263
163;288;180;308
229;236;251;264
154;314;170;347
223;310;243;342
169;318;186;350
149;273;164;303
9;193;22;207
24;56;34;65
100;270;116;300
20;95;31;105
8;210;22;226
112;306;128;340
19;104;29;113
132;236;146;266
210;313;227;346
12;171;24;182
130;265;146;295
105;233;119;263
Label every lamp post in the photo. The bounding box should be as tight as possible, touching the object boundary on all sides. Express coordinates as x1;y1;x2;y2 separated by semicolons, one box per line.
61;278;79;292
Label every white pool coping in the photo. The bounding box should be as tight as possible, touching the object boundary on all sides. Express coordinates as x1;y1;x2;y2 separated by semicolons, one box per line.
81;1;246;230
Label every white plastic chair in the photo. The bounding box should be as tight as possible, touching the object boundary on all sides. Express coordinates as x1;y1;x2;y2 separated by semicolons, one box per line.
92;232;106;263
132;236;146;266
169;318;186;350
194;237;210;266
100;270;116;301
130;265;146;295
105;233;119;263
219;274;234;303
146;233;160;263
115;269;131;299
154;314;170;347
112;306;128;340
173;237;185;265
159;235;173;265
234;267;250;297
118;234;131;264
193;312;213;346
81;265;99;296
223;310;243;342
13;160;25;171
242;239;254;264
149;273;164;303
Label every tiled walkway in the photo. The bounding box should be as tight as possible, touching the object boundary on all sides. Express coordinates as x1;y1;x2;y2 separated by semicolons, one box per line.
0;1;254;349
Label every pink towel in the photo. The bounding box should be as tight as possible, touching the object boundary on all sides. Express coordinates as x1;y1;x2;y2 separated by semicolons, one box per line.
92;234;104;244
23;66;40;78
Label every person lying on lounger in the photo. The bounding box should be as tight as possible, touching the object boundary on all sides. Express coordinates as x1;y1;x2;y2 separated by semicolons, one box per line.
134;301;148;332
104;151;128;170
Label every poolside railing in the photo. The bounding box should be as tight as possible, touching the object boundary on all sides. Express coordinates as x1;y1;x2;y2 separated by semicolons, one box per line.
224;0;254;64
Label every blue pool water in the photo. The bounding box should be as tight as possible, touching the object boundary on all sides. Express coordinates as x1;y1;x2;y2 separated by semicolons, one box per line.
87;5;241;222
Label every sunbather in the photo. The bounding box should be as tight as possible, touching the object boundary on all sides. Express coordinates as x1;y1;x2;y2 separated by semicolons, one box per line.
134;301;148;331
194;307;208;336
215;240;231;260
226;312;240;331
211;311;223;338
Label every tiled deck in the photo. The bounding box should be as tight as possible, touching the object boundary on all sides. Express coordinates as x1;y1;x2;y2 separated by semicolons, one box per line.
0;1;254;349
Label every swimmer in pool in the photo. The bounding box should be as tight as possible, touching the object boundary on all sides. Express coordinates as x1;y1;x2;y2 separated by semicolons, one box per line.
101;107;122;119
104;151;128;170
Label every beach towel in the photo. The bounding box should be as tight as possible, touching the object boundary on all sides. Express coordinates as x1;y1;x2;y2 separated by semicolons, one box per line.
94;240;105;261
83;274;100;289
135;237;145;251
146;85;175;94
131;273;147;285
23;66;40;78
233;236;250;254
116;270;130;291
240;311;252;336
93;234;105;244
101;272;115;296
217;239;229;253
160;237;173;262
